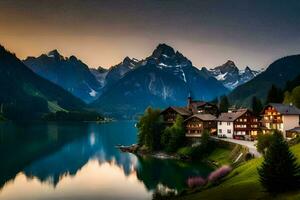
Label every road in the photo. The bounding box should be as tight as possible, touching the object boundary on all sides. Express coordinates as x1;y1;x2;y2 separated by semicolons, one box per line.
213;137;262;158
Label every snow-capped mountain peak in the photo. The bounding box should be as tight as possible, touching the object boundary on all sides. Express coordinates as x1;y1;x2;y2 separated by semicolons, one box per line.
206;61;262;90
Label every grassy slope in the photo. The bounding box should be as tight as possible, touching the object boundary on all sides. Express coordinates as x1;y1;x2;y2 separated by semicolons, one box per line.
207;148;232;166
179;144;300;200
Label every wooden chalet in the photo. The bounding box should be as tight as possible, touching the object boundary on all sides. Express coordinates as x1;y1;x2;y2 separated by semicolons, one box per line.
217;109;259;140
184;114;217;137
261;103;300;138
160;106;192;125
187;97;219;116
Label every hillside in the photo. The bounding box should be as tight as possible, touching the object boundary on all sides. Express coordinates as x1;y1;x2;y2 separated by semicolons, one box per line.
178;143;300;200
229;55;300;107
0;45;86;120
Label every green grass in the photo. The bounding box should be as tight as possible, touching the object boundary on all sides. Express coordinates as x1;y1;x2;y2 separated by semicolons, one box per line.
177;143;300;200
207;147;232;166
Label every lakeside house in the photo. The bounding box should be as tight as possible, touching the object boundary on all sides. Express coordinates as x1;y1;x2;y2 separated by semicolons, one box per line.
184;114;217;137
217;109;260;140
160;97;219;126
261;103;300;139
160;97;219;137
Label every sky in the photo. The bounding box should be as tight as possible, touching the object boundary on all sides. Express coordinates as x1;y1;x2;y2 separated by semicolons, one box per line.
0;0;300;69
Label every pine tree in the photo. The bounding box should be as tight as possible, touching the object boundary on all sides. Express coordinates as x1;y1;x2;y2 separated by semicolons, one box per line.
266;85;283;104
252;96;263;116
258;130;300;193
219;95;230;112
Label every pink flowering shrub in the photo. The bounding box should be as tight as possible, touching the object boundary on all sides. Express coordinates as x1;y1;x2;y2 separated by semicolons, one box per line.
207;165;232;183
187;176;207;188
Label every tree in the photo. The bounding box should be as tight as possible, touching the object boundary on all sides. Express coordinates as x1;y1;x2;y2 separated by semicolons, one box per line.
210;97;219;105
161;115;185;152
137;107;163;151
256;133;273;155
190;130;214;159
219;95;230;113
252;96;263;116
258;130;300;193
284;86;300;108
266;84;283;104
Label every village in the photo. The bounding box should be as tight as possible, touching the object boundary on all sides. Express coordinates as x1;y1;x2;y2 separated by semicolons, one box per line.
160;97;300;141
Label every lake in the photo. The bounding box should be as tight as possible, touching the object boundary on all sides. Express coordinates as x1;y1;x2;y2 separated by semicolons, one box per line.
0;121;213;200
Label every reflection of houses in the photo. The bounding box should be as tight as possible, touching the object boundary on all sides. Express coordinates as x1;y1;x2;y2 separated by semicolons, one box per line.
217;109;259;140
160;97;219;137
185;114;217;137
261;103;300;138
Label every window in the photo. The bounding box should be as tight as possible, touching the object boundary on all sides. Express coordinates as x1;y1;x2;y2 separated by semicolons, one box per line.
219;122;222;125
227;129;231;134
227;122;231;126
219;129;222;133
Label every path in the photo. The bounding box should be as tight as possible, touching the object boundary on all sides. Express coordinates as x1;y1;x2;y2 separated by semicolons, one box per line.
213;137;261;158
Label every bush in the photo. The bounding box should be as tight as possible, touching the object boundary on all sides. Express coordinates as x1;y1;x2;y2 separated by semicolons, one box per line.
177;146;194;158
258;130;300;193
207;165;232;183
189;130;215;159
187;176;207;188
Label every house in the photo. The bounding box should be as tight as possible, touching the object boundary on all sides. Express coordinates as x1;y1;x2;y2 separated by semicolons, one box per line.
160;106;192;125
184;114;217;137
160;97;219;125
160;97;219;137
187;97;219;116
217;109;260;140
261;103;300;138
286;127;300;139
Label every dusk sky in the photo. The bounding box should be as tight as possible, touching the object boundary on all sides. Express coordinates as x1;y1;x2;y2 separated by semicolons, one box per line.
0;0;300;69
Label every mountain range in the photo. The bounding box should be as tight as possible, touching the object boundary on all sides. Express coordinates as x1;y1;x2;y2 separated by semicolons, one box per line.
229;54;300;106
0;45;86;120
92;44;229;118
24;50;102;103
2;42;299;120
202;60;262;90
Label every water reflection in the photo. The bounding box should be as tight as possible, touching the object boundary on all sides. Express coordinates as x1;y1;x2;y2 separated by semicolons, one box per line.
0;121;213;200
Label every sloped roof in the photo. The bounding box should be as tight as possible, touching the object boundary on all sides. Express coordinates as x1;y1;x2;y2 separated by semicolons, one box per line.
161;106;191;116
189;101;217;114
185;114;216;122
287;127;300;133
267;103;300;115
217;109;248;122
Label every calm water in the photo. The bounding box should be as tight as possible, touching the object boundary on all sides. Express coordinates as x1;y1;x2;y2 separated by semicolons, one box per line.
0;121;213;200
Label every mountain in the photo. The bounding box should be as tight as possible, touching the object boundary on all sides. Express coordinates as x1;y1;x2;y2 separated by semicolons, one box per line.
90;67;108;88
204;60;261;90
23;50;101;103
92;44;228;118
229;55;300;106
0;45;86;120
103;57;139;88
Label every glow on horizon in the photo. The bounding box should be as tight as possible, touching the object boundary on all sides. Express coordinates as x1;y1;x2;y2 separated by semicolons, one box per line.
1;0;300;69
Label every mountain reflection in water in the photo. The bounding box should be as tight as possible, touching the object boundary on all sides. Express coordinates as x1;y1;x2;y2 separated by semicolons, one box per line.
0;121;213;200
